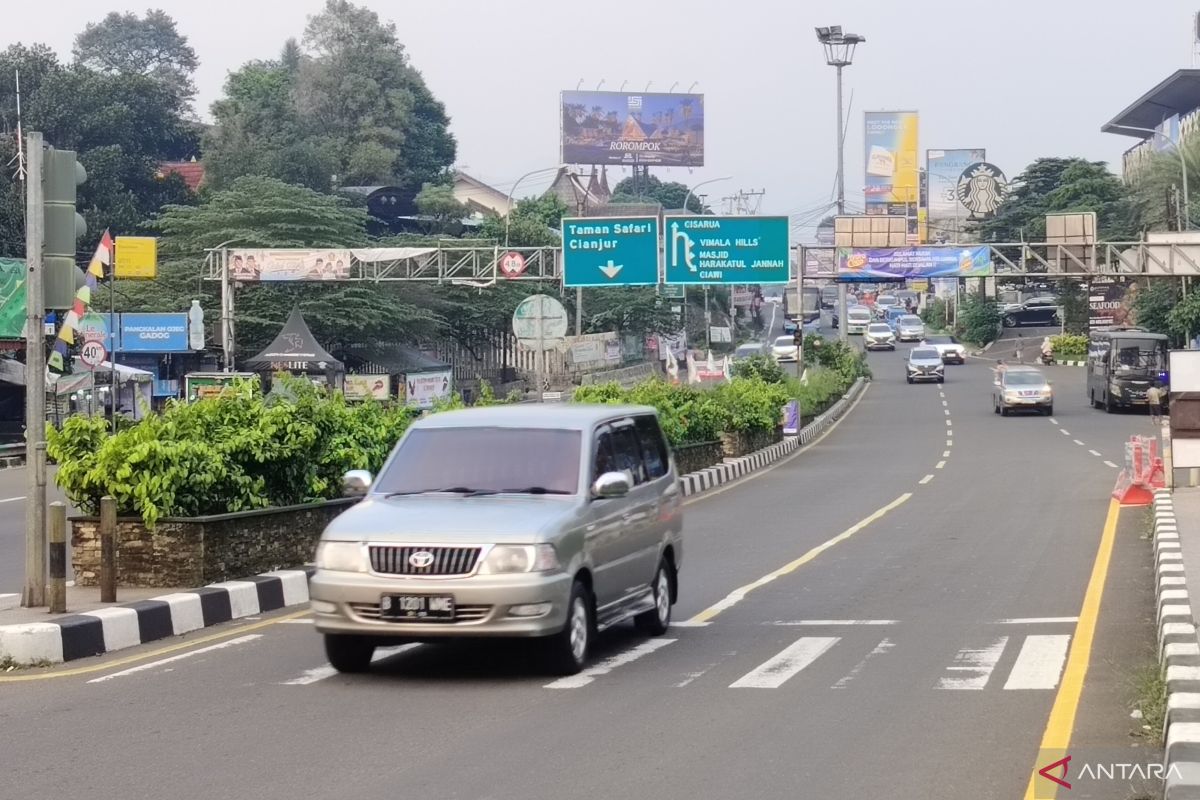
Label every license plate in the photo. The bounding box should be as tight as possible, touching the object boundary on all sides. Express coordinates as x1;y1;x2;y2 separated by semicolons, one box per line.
380;595;455;620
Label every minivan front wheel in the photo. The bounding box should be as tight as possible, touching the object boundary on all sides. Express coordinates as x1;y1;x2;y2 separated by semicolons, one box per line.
546;580;592;675
636;561;673;636
324;633;375;673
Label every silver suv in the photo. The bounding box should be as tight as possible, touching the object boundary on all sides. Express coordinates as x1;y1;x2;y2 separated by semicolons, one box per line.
310;404;684;676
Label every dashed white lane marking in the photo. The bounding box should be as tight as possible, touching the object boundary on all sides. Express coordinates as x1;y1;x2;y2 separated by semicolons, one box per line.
1003;635;1070;690
996;617;1079;624
1073;440;1085;446
945;419;952;426
1088;450;1101;457
944;409;951;416
1060;429;1070;436
89;634;263;684
936;460;946;469
833;638;895;689
730;637;840;689
942;450;951;458
1103;460;1119;469
1049;417;1058;425
946;439;953;447
280;644;420;685
769;620;897;626
670;620;711;628
936;637;1008;690
947;429;953;437
546;638;677;689
920;474;934;485
942;400;948;407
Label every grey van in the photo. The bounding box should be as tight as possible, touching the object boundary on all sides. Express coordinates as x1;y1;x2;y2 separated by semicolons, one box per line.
309;404;684;676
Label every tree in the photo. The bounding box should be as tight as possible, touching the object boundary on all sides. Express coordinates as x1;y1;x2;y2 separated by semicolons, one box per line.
1135;280;1180;340
415;183;467;226
477;195;567;247
1130;140;1200;232
975;158;1140;242
73;10;199;102
955;289;1002;346
611;175;705;213
205;0;457;199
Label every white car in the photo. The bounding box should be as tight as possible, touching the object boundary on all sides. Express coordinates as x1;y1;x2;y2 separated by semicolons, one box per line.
864;323;896;351
846;305;872;335
921;335;967;365
895;315;925;342
875;295;901;318
772;335;799;362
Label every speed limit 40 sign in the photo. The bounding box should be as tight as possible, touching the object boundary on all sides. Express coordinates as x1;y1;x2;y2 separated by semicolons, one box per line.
80;340;107;369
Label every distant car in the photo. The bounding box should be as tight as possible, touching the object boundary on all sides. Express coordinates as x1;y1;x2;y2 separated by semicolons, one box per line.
733;343;766;362
772;335;799;362
922;334;966;365
896;315;926;342
846;305;872;335
875;295;901;318
1002;296;1060;328
820;286;839;309
906;346;945;384
782;318;798;335
884;308;907;330
993;365;1053;416
864;322;897;351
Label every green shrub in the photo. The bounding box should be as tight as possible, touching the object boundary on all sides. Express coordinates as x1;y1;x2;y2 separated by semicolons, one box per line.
573;379;728;446
958;290;1002;347
731;354;786;384
711;377;789;433
1050;333;1088;360
920;298;948;332
788;369;847;418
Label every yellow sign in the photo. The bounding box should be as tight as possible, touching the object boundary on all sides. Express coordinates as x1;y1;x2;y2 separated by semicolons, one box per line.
115;237;158;279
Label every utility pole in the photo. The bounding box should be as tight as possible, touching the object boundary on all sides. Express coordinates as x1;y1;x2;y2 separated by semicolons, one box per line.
23;132;46;608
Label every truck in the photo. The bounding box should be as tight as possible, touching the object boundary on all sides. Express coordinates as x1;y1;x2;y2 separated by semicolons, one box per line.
784;286;822;325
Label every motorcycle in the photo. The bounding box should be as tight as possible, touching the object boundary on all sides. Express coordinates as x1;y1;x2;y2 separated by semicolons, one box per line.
1039;351;1054;365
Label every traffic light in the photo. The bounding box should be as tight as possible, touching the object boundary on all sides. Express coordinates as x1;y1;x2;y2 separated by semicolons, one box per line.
793;330;803;347
42;148;87;309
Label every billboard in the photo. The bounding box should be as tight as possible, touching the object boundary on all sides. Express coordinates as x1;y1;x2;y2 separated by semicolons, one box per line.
229;250;352;281
119;313;189;353
344;374;390;401
838;246;993;280
864;111;919;206
561;91;704;167
1088;277;1140;332
925;149;986;243
404;369;452;409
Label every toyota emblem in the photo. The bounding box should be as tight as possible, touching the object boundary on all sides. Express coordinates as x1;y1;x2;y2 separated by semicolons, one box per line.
408;550;435;569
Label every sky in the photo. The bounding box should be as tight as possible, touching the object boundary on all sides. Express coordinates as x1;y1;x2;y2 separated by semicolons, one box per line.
3;0;1197;238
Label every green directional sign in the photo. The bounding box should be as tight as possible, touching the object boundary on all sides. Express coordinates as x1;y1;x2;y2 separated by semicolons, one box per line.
663;215;791;285
562;216;660;287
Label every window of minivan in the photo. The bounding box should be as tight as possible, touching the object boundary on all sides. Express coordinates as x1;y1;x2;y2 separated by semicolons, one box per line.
594;417;670;486
376;427;582;495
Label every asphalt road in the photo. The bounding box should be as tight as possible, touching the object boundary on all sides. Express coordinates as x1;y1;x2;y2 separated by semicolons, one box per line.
0;466;74;594
0;347;1157;799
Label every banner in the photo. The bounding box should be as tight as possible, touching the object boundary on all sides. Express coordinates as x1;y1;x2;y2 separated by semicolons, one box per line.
344;374;390;401
229;249;351;281
561;91;704;167
0;259;25;339
1088;277;1140;332
119;313;189;352
926;148;986;243
838;246;993;280
864;111;919;206
405;369;452;409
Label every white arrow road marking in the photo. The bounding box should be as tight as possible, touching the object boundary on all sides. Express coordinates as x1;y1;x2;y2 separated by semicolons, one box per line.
598;260;623;280
730;637;840;689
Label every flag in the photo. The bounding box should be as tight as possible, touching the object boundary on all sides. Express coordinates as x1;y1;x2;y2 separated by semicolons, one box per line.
723;355;733;381
48;230;111;372
706;350;715;373
686;351;700;384
665;347;679;383
88;230;113;279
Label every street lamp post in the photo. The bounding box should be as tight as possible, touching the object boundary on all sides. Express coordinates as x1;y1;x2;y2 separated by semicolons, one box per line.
816;25;865;343
1109;124;1190;229
683;176;732;215
504;165;563;247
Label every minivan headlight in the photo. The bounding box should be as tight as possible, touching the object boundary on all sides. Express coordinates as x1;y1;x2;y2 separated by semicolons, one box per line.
315;541;366;573
478;544;560;575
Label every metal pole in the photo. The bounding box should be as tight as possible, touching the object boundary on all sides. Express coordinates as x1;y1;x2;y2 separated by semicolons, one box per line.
704;287;711;348
22;131;46;608
48;501;66;613
535;296;545;403
835;64;846;215
575;287;582;336
1179;145;1191;230
110;264;117;432
99;495;116;603
220;249;233;370
838;284;848;343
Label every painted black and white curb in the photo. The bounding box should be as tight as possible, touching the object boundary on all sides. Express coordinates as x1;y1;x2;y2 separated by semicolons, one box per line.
679;378;866;498
0;569;312;665
0;380;869;666
1053;360;1086;367
1152;489;1200;800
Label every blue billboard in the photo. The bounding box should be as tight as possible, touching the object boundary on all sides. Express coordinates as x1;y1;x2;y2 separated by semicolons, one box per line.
119;313;189;352
838;246;993;281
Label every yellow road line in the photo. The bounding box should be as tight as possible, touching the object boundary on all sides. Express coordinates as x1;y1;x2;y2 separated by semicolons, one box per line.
1023;499;1120;799
0;608;311;683
684;381;872;507
688;492;912;624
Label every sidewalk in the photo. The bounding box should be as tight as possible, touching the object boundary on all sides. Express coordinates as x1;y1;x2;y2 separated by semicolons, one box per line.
1172;489;1200;612
0;585;179;625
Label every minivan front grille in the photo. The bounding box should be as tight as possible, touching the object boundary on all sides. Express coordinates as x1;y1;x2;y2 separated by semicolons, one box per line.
369;546;482;576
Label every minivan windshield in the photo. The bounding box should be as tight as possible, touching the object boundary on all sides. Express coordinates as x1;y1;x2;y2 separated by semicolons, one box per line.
910;348;940;360
376;427;582;496
848;307;871;319
1005;372;1046;386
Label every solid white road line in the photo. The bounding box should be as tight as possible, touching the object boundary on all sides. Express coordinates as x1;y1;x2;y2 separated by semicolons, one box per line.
996;617;1079;624
1088;450;1101;457
1103;461;1119;469
936;637;1008;690
920;475;934;485
935;461;946;469
1073;440;1085;446
769;620;897;626
730;637;839;689
279;618;315;624
88;634;263;684
0;496;23;504
545;638;677;689
833;638;895;689
670;620;710;627
280;644;420;685
1003;635;1070;690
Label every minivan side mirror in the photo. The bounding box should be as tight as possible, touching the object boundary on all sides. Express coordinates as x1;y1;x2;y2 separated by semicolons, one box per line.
343;469;373;497
592;471;631;499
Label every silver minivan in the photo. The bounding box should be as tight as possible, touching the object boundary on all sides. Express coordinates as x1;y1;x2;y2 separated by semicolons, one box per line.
309;404;684;676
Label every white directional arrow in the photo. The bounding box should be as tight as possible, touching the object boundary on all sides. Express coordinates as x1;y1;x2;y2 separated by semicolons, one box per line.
599;260;624;280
